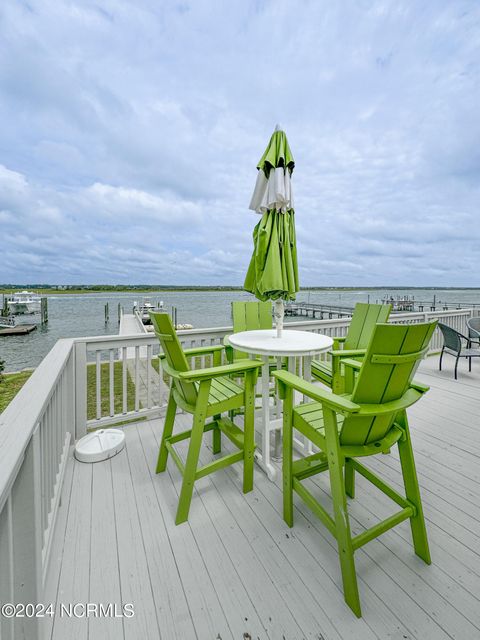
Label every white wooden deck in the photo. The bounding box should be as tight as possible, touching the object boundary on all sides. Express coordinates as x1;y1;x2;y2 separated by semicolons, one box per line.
44;355;480;640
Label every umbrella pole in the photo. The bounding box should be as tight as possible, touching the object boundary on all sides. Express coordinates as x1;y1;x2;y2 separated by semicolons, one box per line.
274;299;284;338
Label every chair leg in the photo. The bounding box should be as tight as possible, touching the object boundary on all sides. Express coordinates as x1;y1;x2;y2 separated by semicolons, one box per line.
345;458;355;499
242;372;255;494
282;387;294;527
175;412;205;525
469;357;472;372
156;392;177;473
439;348;444;371
212;414;221;454
397;412;431;564
324;410;361;617
328;453;361;616
454;355;459;379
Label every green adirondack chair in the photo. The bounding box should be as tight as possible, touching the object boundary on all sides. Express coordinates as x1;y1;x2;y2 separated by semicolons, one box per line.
226;300;286;413
150;312;262;525
226;300;272;361
311;302;392;393
273;321;436;617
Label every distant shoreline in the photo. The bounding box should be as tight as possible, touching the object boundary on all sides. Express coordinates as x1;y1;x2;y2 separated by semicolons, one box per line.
2;285;480;295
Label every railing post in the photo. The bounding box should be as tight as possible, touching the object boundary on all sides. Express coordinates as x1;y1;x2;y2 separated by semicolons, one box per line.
0;496;15;640
10;427;42;640
66;347;75;441
74;341;87;440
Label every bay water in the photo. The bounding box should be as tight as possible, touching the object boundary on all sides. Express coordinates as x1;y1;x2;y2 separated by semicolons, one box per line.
1;288;479;372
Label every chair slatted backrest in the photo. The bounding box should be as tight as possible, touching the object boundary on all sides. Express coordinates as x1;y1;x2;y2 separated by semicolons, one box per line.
231;301;272;360
344;303;392;350
340;322;437;446
438;323;462;353
467;316;480;338
150;312;198;406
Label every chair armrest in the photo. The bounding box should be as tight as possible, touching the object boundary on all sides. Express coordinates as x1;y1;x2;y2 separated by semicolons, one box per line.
273;370;360;414
331;348;366;359
356;387;425;416
410;379;430;394
341;358;362;371
182;345;225;358
178;359;261;382
455;330;471;343
333;336;346;349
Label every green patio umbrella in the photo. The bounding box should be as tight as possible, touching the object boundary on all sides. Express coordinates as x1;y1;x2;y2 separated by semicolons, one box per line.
244;125;299;337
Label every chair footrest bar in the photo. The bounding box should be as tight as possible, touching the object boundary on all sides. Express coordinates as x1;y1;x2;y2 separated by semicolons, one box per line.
165;441;185;475
293;451;329;481
293;478;336;537
216;417;244;449
352;507;414;550
195;450;244;480
350;459;412;510
168;422;215;445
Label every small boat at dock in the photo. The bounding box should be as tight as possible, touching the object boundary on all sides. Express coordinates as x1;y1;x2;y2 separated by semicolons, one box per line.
133;298;164;324
6;291;42;315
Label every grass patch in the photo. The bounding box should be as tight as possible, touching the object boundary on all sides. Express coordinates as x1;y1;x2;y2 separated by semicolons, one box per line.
0;370;33;413
1;362;139;423
86;361;136;420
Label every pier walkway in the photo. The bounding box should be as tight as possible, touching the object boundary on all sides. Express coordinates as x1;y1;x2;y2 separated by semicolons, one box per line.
118;313;160;411
285;302;355;319
118;311;145;338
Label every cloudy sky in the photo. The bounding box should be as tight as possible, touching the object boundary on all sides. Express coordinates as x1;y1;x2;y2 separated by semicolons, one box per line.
0;1;479;286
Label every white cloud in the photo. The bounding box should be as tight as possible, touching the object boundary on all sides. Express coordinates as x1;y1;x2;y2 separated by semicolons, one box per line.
0;1;479;285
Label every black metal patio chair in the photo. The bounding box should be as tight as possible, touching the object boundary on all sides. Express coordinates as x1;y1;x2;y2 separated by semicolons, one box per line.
438;323;480;379
466;316;480;347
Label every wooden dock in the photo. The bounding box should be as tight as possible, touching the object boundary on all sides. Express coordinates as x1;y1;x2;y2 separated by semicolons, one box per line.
0;324;37;336
285;302;355;319
118;312;162;411
285;299;479;318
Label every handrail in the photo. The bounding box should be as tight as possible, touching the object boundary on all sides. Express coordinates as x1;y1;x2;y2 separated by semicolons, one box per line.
0;338;75;629
0;339;73;512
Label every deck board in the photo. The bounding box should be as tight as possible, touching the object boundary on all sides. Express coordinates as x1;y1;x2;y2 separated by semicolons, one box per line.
110;440;160;639
124;424;197;640
88;460;124;640
45;355;480;639
50;462;92;640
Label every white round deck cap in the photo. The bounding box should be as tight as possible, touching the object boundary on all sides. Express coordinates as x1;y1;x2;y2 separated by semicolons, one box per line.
74;428;125;463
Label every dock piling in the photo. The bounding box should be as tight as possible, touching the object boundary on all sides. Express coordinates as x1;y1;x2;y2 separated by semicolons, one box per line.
40;297;48;324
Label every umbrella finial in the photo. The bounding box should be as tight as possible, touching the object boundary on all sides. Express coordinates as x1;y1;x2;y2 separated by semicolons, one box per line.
274;123;283;132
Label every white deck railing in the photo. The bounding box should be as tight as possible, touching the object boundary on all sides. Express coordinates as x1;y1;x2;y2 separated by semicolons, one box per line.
0;339;74;639
0;306;474;638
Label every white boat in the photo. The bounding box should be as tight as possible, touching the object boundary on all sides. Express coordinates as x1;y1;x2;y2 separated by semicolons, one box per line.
133;298;164;324
6;291;42;315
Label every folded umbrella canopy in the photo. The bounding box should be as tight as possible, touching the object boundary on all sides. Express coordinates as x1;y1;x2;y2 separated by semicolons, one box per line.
244;125;299;337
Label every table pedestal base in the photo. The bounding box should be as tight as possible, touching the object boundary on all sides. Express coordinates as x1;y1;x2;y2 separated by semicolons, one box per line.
253;355;317;481
226;330;333;483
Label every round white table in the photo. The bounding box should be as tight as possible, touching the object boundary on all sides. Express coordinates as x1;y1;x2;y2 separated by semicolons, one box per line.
226;329;333;480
